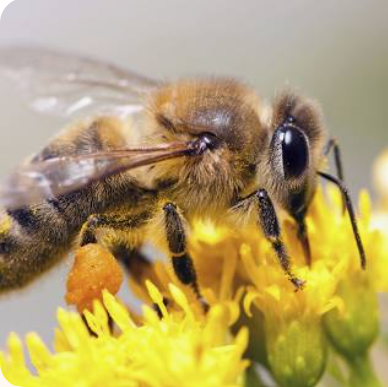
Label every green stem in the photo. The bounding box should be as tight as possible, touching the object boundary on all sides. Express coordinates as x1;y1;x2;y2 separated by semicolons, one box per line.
347;353;385;387
245;366;268;387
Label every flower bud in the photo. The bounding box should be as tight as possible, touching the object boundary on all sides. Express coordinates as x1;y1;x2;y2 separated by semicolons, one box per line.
265;316;327;387
323;273;379;360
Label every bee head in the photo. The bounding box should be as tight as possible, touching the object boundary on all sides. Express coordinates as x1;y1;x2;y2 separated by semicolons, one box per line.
147;78;264;214
263;90;326;216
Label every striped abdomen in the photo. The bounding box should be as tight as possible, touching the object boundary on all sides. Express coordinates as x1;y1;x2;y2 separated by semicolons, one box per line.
0;116;154;291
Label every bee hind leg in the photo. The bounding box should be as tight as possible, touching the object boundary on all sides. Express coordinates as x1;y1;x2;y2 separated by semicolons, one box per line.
78;212;156;287
110;244;172;318
163;203;208;312
79;212;152;247
77;212;154;331
111;244;149;277
79;213;173;311
79;209;208;312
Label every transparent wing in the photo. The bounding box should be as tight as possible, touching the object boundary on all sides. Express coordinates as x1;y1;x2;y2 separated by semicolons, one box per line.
0;141;197;210
0;46;160;118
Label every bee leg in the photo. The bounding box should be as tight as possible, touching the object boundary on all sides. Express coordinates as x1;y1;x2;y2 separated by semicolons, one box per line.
79;212;151;247
110;245;172;317
163;203;208;312
292;209;312;267
325;138;344;182
111;244;149;277
77;213;152;332
238;189;305;290
325;138;346;213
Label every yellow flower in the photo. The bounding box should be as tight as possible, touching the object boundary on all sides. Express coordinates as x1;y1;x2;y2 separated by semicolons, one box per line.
237;187;387;318
1;183;387;387
0;284;248;387
189;186;387;387
125;185;387;387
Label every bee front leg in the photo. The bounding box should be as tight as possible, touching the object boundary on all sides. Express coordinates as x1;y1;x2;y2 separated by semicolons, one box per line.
162;203;208;311
236;189;305;290
325;137;346;214
324;137;344;182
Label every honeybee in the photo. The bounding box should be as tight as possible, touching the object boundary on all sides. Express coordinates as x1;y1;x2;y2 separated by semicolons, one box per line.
0;46;365;303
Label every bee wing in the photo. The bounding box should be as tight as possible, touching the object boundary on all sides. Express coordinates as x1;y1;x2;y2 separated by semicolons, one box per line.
0;46;159;118
0;142;195;210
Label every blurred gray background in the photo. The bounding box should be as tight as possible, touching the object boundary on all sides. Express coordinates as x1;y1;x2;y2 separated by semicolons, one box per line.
0;0;387;372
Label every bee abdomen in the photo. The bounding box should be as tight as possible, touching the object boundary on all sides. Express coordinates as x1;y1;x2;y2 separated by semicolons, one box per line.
7;207;40;230
0;199;78;292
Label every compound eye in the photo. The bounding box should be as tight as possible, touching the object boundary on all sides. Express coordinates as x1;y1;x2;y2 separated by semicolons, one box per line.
279;126;309;179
